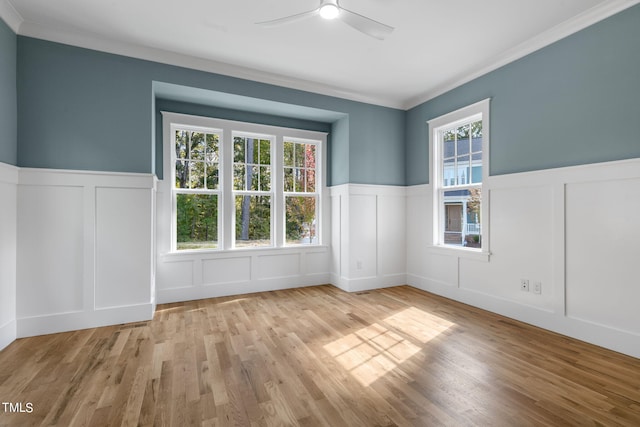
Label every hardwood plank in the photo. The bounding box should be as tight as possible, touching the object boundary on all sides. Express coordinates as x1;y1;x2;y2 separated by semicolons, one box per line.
1;285;639;426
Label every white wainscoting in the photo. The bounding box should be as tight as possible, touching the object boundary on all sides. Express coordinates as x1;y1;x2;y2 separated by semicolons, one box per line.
155;184;332;303
16;168;156;337
330;184;407;292
406;158;640;358
5;161;639;361
0;162;18;351
156;248;331;303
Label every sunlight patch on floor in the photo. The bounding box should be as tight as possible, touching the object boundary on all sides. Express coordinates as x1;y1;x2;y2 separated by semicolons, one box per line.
324;307;454;386
384;306;455;343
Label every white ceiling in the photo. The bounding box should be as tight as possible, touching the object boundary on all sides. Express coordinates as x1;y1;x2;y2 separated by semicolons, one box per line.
2;0;637;109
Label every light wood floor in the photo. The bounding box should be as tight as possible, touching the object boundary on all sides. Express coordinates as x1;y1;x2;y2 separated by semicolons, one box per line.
1;285;639;426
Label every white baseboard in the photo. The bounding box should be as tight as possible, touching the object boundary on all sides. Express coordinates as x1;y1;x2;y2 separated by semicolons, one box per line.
330;273;406;293
0;320;16;351
17;303;155;338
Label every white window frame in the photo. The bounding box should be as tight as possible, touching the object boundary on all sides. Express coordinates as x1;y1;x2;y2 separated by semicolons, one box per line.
161;112;327;253
429;99;490;260
231;131;276;249
282;137;321;246
171;124;223;251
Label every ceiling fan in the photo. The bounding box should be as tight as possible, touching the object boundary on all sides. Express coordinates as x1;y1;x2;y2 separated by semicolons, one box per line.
256;0;394;40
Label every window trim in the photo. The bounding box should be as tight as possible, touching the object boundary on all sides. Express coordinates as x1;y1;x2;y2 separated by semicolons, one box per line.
161;112;328;254
428;99;491;260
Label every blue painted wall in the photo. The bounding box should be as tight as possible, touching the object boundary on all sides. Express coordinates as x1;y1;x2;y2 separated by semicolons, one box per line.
406;4;640;185
348;103;405;186
0;18;17;165
13;4;640;186
17;37;405;186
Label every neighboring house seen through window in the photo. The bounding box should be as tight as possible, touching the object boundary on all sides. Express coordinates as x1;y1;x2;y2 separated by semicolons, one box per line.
429;99;490;253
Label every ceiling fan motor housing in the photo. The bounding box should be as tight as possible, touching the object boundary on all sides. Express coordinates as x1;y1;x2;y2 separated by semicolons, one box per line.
319;0;340;20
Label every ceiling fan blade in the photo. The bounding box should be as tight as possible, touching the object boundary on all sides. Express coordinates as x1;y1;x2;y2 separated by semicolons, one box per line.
256;9;318;27
338;7;394;40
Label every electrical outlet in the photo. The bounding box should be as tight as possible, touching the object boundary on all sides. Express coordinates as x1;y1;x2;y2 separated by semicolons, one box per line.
520;279;529;292
532;281;542;294
356;260;363;270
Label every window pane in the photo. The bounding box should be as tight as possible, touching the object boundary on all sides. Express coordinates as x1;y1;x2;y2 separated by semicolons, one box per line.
191;132;205;160
296;168;306;192
456;124;470;140
250;138;259;163
235;195;271;247
443;158;455;187
456;155;469;185
471;153;482;184
176;194;218;250
305;145;316;169
471;165;482;184
249;165;259;191
234;137;245;163
260;166;271;191
259;139;271;164
444;140;455;158
442;189;481;248
472;136;482;153
175;160;188;188
284;167;294;192
284;141;294;167
471;120;482;138
443;129;455;143
306;169;316;192
443;190;464;246
456;137;469;156
189;161;205;189
206;134;219;163
294;144;305;167
286;196;317;245
175;130;188;159
206;164;219;189
465;188;482;248
233;164;245;190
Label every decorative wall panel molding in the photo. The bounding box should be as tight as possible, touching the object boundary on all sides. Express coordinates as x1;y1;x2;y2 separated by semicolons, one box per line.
406;158;640;358
15;168;156;337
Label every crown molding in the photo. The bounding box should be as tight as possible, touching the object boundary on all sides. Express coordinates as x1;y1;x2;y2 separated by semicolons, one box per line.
0;0;23;33
402;0;640;110
5;0;639;111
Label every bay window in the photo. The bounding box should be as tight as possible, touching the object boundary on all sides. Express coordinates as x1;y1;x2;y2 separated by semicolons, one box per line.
163;112;326;252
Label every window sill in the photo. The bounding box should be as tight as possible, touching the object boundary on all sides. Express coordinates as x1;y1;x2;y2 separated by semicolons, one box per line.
160;244;329;261
427;245;491;262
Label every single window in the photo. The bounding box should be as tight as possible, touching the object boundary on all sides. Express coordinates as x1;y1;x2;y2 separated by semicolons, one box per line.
430;99;489;252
